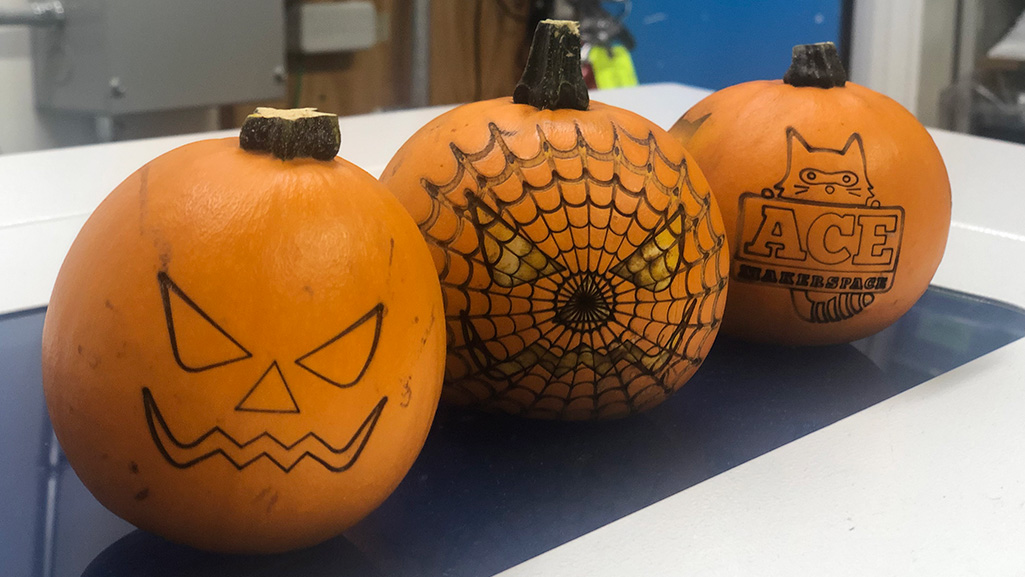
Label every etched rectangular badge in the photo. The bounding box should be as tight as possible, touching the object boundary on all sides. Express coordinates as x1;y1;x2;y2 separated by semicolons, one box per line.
733;193;904;294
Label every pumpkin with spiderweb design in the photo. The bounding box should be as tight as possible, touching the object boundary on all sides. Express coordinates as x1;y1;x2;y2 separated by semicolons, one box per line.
381;21;729;420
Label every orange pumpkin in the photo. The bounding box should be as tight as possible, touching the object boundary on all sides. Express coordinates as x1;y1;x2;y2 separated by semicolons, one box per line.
41;108;445;553
381;21;729;420
671;43;951;345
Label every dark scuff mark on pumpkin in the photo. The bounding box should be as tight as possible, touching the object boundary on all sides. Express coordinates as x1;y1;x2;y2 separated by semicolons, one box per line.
401;378;412;407
157;248;172;269
77;344;101;368
134;488;149;501
253;487;272;503
421;308;437;346
266;492;279;514
303;285;314;296
130;461;139;474
142;162;172;270
138;165;150;236
388;238;395;267
105;299;115;311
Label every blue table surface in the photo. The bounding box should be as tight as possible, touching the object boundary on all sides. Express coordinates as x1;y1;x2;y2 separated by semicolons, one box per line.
2;286;1023;577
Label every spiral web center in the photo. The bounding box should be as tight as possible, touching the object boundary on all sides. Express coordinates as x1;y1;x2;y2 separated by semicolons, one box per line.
554;272;614;332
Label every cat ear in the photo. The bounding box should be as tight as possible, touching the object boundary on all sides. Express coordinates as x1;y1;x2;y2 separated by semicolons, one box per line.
786;127;814;153
838;133;866;159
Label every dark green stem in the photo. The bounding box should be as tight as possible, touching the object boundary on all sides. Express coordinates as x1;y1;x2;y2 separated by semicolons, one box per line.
783;42;847;88
239;107;340;161
513;19;589;111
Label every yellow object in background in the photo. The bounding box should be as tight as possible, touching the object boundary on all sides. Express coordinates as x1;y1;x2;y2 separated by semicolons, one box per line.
588;45;639;89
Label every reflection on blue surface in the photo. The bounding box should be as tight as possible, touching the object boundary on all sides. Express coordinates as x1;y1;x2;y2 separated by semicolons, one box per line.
80;530;380;577
1;287;1022;577
622;0;845;89
853;288;1025;381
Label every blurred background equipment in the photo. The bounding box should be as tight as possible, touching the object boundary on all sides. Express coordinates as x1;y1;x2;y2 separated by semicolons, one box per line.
6;1;1025;152
570;0;639;89
558;0;850;90
0;0;291;148
27;1;286;138
288;1;378;54
940;1;1025;143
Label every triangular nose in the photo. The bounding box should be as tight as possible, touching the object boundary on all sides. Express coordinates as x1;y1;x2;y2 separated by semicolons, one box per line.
235;362;300;413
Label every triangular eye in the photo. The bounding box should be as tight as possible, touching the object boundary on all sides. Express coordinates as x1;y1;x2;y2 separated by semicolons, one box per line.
295;304;384;388
610;207;686;292
158;272;252;372
467;194;564;288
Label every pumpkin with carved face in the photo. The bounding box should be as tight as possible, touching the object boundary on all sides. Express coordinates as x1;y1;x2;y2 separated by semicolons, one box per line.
381;21;729;420
41;109;445;553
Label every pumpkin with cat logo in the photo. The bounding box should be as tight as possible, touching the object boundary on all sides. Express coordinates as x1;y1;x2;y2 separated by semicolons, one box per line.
670;43;951;345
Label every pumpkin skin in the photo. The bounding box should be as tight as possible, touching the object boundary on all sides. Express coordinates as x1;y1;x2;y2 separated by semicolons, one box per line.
380;98;729;420
671;58;950;345
41;132;445;553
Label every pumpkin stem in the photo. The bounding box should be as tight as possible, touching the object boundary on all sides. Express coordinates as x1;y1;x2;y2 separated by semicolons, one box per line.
239;107;341;161
513;19;589;111
783;42;847;88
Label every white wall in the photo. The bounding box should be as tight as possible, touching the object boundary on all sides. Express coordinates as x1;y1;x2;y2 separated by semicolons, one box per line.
849;0;971;129
849;0;926;115
0;0;218;155
916;0;961;127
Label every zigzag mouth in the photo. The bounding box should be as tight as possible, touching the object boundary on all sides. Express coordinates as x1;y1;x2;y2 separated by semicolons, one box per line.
142;388;386;473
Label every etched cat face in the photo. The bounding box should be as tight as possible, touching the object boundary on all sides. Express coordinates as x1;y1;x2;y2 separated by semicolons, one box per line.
775;128;873;205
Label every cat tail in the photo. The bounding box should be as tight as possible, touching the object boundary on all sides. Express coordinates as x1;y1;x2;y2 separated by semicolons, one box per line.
791;290;874;323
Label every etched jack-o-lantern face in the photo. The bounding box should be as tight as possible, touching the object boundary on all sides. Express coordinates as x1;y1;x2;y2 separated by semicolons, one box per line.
147;272;387;472
42;113;445;554
383;102;730;420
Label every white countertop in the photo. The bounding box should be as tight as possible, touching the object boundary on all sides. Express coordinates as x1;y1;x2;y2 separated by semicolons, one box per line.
3;84;1025;575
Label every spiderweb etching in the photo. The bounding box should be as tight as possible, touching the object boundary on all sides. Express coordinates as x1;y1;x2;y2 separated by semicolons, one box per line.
416;122;727;419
